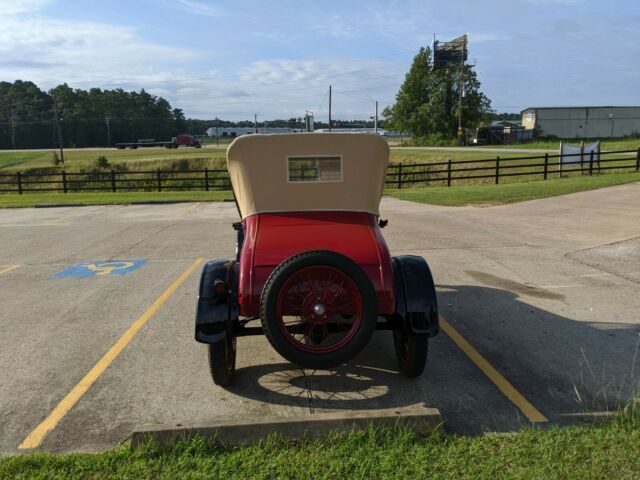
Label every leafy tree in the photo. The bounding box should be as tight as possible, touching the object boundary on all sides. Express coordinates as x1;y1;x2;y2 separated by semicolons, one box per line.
173;108;187;133
383;47;492;138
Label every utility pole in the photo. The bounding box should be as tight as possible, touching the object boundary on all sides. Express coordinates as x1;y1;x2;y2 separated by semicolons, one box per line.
254;113;258;133
328;85;332;132
457;38;466;145
54;101;64;164
264;119;268;135
374;100;378;134
105;116;111;147
215;117;219;146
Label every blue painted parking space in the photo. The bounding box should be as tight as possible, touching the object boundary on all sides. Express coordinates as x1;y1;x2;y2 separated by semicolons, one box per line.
53;260;147;278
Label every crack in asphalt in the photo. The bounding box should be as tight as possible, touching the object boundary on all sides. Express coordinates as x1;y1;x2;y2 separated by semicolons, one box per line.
303;369;315;413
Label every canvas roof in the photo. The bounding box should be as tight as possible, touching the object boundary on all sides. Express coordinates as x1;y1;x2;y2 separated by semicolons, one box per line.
227;133;389;219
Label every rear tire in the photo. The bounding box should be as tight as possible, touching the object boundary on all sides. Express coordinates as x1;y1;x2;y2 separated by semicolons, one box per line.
393;316;428;377
261;250;377;369
208;335;236;386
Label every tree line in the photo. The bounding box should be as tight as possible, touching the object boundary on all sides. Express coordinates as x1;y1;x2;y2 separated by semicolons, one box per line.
0;81;193;149
0;81;388;149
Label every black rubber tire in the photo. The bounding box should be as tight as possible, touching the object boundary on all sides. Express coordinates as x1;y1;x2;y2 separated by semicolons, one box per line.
261;250;377;369
208;335;236;386
393;316;428;377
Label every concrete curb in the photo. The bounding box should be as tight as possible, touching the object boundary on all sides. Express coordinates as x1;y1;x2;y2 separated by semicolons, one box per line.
34;203;85;208
131;407;442;449
129;200;191;205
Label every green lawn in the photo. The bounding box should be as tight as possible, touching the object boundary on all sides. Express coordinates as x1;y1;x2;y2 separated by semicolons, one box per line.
1;173;638;209
0;190;233;208
389;148;531;163
2;408;639;480
479;137;640;151
0;151;47;169
0;146;227;172
386;173;640;206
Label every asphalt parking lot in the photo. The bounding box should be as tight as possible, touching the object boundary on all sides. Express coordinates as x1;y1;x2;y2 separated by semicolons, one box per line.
1;182;639;455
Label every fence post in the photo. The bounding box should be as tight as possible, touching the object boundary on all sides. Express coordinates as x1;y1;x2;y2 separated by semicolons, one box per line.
17;172;22;195
589;150;594;176
636;148;640;172
110;170;116;192
495;156;500;184
447;159;452;187
157;168;161;192
397;163;402;189
543;153;548;180
204;168;209;191
62;170;67;193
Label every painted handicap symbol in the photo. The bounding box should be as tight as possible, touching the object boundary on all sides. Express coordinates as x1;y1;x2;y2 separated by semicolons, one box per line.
86;261;135;276
53;259;147;278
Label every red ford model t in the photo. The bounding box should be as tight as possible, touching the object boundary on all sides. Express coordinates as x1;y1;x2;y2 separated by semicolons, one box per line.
196;133;439;385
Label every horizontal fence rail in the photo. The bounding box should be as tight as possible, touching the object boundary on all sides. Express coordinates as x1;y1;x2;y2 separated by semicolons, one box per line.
385;148;639;188
0;149;638;195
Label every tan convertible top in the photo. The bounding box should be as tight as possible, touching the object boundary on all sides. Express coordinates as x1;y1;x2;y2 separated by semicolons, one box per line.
227;133;389;219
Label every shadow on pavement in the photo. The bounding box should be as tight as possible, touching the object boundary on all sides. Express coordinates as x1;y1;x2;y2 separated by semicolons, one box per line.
229;284;640;433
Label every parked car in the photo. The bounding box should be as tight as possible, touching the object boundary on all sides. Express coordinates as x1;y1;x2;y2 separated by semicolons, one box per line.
195;133;439;385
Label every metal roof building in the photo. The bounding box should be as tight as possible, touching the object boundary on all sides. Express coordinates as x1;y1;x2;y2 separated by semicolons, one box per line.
521;106;640;139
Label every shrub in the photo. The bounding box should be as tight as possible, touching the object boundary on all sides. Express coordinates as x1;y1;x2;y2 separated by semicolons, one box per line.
410;133;458;147
173;159;190;171
51;151;62;165
95;155;110;169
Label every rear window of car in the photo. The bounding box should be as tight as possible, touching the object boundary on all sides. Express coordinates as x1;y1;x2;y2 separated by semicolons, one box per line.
287;156;343;183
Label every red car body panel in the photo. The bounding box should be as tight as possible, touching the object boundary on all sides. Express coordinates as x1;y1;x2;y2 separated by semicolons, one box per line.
238;211;395;317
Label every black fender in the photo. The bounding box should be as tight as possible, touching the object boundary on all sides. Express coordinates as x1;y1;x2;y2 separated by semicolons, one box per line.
392;255;439;336
195;259;239;344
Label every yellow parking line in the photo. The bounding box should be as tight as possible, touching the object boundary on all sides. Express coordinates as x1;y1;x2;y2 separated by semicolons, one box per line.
439;315;548;423
0;264;20;275
169;202;200;222
18;257;204;449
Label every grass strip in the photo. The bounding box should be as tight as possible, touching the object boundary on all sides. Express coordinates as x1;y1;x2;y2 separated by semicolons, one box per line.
0;190;233;208
1;408;639;480
1;173;638;209
386;173;640;206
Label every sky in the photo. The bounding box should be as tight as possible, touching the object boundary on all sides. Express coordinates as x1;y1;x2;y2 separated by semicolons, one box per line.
1;0;639;121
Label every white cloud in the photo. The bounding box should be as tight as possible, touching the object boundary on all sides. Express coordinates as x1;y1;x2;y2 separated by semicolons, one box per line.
0;1;408;119
0;10;203;91
0;0;50;15
311;3;424;39
175;0;224;18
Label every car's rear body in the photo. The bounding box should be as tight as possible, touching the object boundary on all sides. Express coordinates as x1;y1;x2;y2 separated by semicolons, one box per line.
196;133;438;383
237;211;395;317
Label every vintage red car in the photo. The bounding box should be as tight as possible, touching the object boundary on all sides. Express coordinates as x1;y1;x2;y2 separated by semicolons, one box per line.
196;133;438;385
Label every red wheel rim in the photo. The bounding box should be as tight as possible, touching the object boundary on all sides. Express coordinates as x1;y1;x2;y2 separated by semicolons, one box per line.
275;266;364;353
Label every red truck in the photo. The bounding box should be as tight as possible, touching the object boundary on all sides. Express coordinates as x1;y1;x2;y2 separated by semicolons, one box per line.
115;133;202;149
